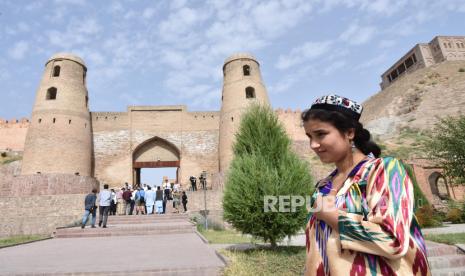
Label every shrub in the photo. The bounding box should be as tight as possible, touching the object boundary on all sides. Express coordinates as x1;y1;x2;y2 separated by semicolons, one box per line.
415;205;442;228
223;104;313;248
0;152;6;158
459;68;465;72
446;208;464;224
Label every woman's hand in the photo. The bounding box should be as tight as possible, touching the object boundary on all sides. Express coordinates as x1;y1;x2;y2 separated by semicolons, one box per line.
313;193;339;229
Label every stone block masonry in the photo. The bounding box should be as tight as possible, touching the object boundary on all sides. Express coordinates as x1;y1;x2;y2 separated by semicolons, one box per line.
0;194;86;238
0;169;99;238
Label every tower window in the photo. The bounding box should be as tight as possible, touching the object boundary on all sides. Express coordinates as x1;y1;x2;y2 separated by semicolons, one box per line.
53;118;56;123
38;118;42;123
243;65;250;76
53;66;60;77
85;96;88;108
231;117;234;122
69;120;72;124
245;86;255;99
46;87;57;100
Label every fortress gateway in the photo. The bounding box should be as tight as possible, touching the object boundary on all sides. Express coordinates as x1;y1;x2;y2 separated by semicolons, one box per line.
20;53;303;189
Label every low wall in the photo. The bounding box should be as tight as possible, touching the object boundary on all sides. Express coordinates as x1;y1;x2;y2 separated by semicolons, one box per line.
0;194;86;237
5;174;99;197
0;167;99;237
185;189;223;212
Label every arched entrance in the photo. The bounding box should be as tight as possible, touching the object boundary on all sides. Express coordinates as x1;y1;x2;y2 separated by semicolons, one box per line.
132;137;180;185
428;171;449;200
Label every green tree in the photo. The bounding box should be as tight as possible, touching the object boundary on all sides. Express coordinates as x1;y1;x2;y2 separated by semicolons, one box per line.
425;116;465;184
223;104;314;248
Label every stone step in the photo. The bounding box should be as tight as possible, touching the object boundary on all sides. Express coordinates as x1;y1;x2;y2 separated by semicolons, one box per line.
55;222;195;238
17;266;223;275
105;214;189;222
431;266;465;276
55;228;195;238
427;243;460;257
429;255;465;270
105;218;189;224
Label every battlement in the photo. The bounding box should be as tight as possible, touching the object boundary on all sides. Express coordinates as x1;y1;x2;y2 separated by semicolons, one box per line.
0;118;30;128
187;111;220;120
274;108;302;114
91;112;127;121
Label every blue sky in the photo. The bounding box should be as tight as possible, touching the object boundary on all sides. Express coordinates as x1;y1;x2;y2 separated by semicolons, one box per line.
1;0;465;120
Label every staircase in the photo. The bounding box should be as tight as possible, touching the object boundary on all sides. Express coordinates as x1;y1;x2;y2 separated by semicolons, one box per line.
428;241;465;276
54;213;195;238
46;212;225;275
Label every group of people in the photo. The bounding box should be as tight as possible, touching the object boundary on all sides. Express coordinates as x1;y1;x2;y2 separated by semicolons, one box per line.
188;174;207;191
81;180;188;229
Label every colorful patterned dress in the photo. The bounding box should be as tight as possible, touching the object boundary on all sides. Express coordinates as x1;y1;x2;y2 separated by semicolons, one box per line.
304;157;431;276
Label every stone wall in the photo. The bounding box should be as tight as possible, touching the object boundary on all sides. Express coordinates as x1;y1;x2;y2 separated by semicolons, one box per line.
0;194;85;238
0;118;29;151
91;107;221;188
3;174;99;197
185;189;224;212
407;158;465;205
0;166;99;237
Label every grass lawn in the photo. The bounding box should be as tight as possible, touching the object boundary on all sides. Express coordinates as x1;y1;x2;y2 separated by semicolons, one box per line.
0;235;49;248
425;232;465;245
221;246;306;276
199;229;258;244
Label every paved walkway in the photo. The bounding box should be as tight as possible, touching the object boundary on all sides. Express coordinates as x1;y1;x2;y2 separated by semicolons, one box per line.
422;223;465;235
0;213;225;275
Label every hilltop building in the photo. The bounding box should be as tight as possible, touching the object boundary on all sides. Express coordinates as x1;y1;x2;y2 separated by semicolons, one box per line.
380;36;465;89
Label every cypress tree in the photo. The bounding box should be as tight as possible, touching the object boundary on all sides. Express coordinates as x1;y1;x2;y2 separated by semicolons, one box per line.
223;104;314;248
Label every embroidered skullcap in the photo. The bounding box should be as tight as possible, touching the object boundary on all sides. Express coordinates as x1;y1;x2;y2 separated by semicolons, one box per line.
310;94;363;121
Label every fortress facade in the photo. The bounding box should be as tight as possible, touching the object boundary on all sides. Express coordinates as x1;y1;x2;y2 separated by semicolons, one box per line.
2;53;307;189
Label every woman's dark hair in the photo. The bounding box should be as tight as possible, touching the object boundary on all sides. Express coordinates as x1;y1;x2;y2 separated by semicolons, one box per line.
301;108;381;158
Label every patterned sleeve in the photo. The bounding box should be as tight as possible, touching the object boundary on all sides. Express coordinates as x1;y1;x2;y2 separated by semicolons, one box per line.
338;157;413;260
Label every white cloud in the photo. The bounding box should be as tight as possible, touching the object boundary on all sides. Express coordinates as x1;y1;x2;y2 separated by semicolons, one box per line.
379;39;396;48
324;60;346;75
339;23;376;45
158;7;211;44
54;0;86;5
354;54;387;70
142;8;156;19
252;0;312;38
8;41;29;60
46;18;102;48
276;41;332;70
359;0;407;16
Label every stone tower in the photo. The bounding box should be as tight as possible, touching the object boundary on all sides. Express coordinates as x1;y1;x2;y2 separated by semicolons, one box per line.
219;53;270;173
21;53;92;176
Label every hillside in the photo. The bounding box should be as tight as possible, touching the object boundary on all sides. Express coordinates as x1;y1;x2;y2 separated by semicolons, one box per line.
361;61;465;158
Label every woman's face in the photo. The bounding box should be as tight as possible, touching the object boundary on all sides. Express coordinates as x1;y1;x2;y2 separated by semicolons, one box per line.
303;119;353;164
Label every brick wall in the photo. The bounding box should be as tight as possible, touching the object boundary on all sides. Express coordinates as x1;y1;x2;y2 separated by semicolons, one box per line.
0;118;29;151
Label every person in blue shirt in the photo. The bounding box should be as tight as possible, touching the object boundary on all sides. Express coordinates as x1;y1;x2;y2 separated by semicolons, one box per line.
81;188;97;229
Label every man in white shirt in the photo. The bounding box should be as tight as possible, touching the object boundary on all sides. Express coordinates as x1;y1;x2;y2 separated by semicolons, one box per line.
98;184;112;228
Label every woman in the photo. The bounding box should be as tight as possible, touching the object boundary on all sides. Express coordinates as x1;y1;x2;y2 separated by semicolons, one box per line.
302;94;430;275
